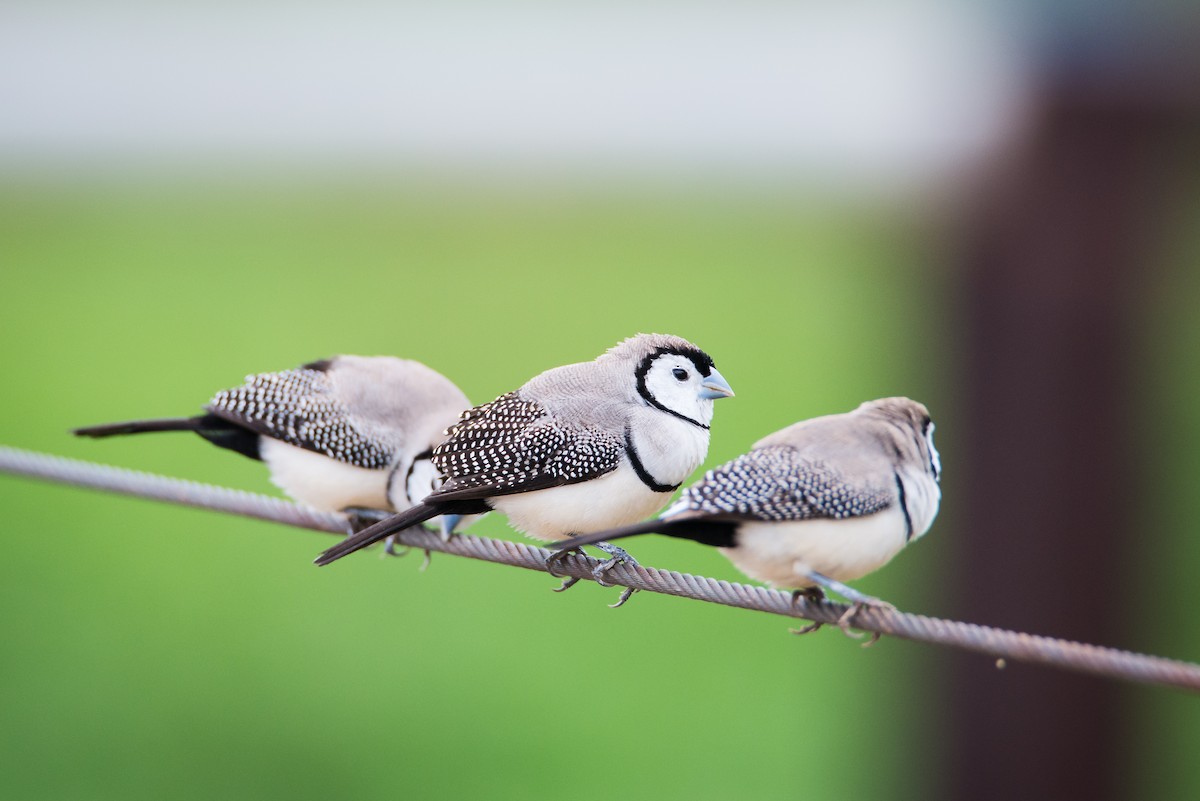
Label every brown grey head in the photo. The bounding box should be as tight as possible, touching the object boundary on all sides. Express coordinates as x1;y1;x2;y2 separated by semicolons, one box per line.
855;397;940;482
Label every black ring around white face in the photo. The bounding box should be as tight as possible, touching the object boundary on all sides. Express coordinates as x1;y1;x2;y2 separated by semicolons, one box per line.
634;346;717;429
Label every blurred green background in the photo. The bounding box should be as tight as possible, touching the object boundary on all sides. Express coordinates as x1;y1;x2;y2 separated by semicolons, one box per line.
3;2;1200;799
4;175;1197;800
1;182;951;800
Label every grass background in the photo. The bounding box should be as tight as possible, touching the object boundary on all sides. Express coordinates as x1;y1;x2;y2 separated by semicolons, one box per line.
0;177;1195;800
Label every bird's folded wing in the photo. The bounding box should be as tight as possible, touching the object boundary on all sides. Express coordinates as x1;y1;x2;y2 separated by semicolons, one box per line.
205;367;395;469
428;392;623;501
678;446;894;522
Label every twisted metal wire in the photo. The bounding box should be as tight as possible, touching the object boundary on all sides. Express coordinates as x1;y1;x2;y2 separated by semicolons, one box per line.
3;444;1198;694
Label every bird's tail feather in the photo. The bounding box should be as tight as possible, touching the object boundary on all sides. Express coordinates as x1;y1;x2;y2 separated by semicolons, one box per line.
74;413;262;461
554;514;737;551
552;519;670;552
315;504;441;566
73;417;206;438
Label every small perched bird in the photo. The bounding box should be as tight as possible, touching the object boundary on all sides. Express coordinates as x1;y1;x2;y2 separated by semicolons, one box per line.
74;355;472;539
314;334;735;583
549;397;941;632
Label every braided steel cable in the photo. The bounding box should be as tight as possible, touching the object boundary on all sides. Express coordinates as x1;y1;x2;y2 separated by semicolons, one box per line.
2;444;1198;693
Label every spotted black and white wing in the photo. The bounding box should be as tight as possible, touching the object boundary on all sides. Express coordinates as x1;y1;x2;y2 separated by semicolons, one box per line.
429;392;624;501
673;446;894;523
205;367;395;469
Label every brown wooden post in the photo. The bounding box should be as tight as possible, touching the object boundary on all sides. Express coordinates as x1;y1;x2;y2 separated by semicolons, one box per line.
946;51;1198;798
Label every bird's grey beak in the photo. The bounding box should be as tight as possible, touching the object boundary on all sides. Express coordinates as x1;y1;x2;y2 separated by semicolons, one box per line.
698;369;735;400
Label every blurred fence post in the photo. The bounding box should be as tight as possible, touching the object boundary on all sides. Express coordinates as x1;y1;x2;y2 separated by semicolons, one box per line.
948;30;1200;800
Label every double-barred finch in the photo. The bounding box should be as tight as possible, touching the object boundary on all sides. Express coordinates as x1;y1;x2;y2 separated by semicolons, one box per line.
550;398;941;632
74;355;473;537
314;334;735;582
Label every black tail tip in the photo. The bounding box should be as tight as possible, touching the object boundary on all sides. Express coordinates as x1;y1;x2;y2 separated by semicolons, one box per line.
313;539;372;566
72;424;113;438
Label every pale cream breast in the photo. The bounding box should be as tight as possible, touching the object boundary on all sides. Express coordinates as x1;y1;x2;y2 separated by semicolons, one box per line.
721;506;910;588
260;438;390;512
492;467;674;541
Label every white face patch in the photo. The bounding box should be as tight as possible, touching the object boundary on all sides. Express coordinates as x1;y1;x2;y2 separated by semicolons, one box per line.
641;353;713;427
925;422;941;481
405;457;443;504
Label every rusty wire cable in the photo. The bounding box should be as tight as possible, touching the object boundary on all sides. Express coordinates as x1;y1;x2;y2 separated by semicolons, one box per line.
2;444;1198;694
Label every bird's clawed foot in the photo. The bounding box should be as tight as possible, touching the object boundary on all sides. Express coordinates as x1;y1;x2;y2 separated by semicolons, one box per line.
593;542;638;607
544;542;638;607
607;587;636;609
383;534;410;558
788;587;827;635
546;547;582;593
378;530;433;570
836;598;896;647
342;508;416;559
591;543;638;585
382;536;432;569
544;545;575;574
795;569;898;645
344;506;392;534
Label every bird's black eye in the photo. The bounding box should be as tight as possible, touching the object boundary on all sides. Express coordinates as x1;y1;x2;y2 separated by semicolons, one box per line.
672;368;689;381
